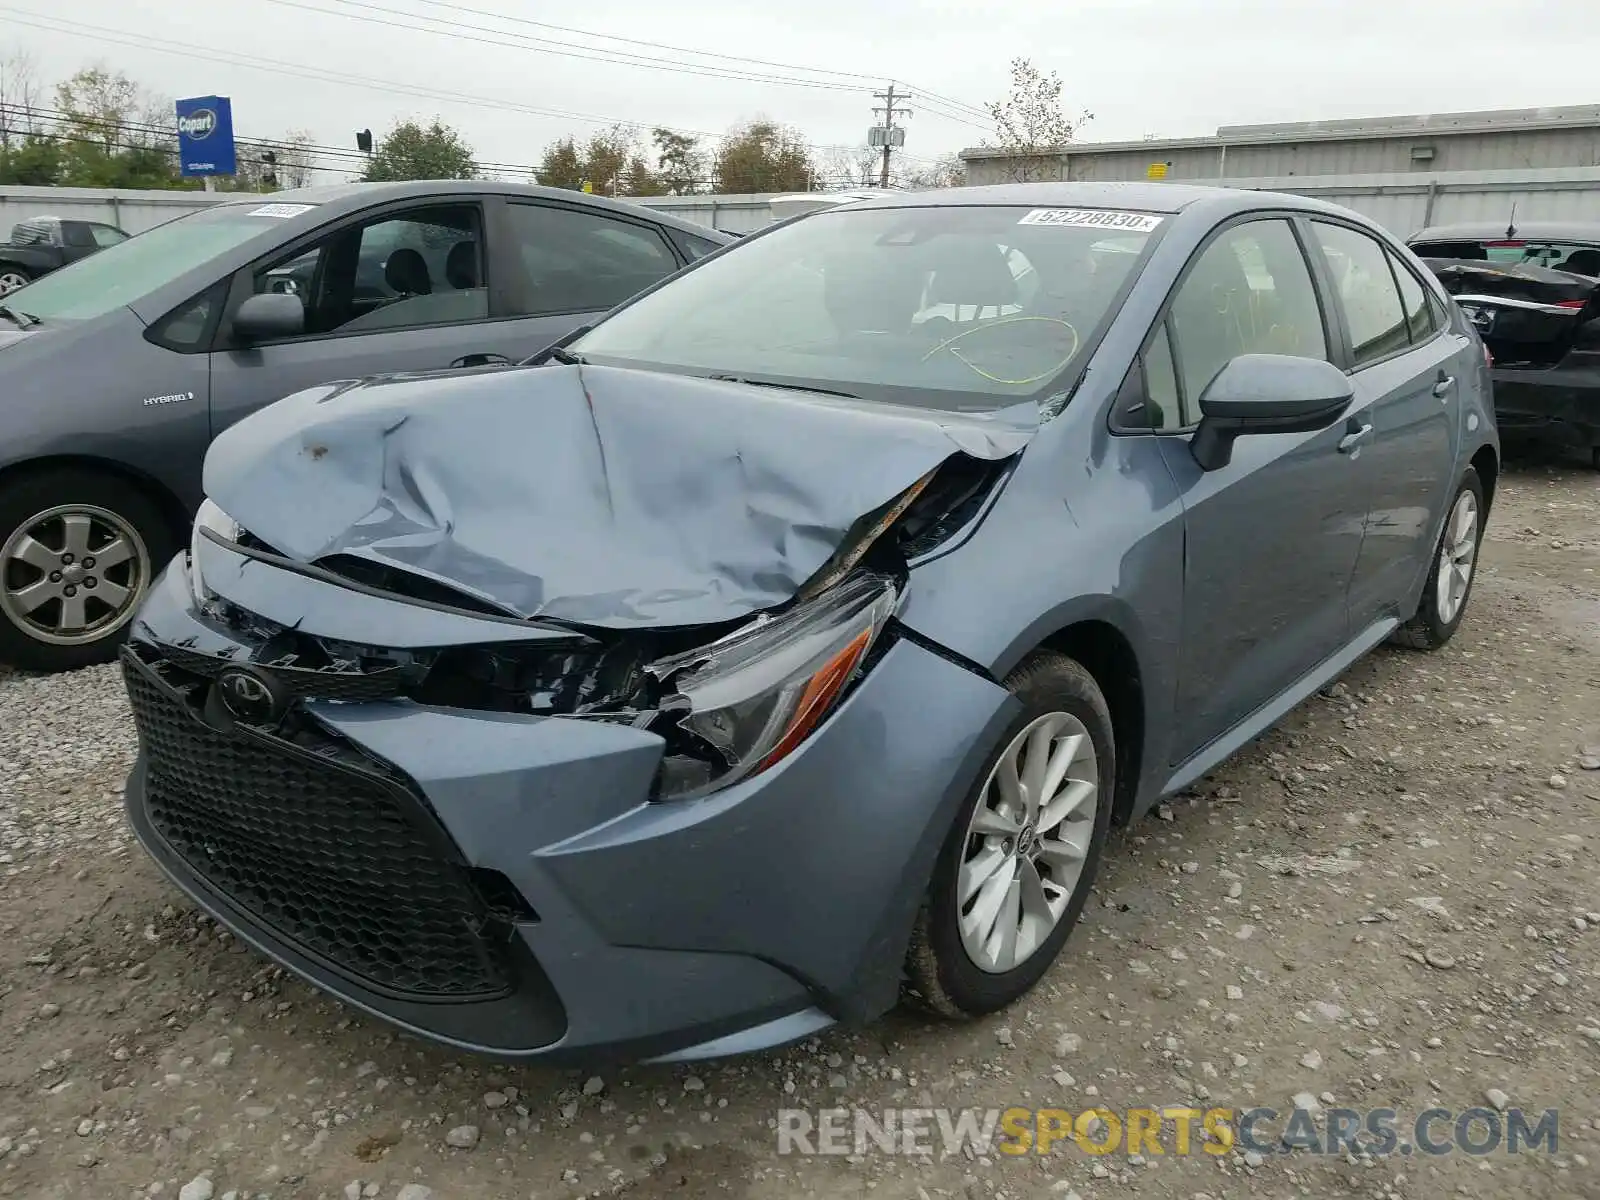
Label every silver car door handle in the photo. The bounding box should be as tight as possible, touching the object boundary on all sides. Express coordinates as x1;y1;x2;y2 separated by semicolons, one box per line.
1338;423;1374;455
1432;375;1456;398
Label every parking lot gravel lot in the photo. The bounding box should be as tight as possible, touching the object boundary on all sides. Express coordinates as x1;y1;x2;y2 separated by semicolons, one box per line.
2;455;1597;1200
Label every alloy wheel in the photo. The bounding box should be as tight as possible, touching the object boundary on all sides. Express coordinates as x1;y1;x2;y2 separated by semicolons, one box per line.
1434;489;1479;626
0;504;151;647
957;711;1100;974
0;271;29;295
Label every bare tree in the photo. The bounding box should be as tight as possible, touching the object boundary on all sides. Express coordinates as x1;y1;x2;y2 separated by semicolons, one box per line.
983;57;1092;183
902;151;967;190
816;145;878;190
0;49;43;149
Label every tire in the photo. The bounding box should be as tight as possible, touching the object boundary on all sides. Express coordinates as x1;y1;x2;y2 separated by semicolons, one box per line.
1392;466;1485;652
0;265;32;295
0;469;175;673
904;651;1116;1018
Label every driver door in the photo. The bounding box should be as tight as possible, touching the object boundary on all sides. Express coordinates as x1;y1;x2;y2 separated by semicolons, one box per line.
1152;216;1367;764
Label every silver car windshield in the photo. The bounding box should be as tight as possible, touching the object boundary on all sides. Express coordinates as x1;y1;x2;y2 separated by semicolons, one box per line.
573;205;1162;409
4;206;301;321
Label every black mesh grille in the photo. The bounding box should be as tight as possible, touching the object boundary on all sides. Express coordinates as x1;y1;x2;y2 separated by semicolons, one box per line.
122;651;512;1001
159;643;406;703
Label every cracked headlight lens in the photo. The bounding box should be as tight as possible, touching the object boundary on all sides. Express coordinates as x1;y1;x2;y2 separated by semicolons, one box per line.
649;573;899;800
188;498;241;607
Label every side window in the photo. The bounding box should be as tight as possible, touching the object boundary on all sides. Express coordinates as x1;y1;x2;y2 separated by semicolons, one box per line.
148;281;228;351
61;222;97;248
1387;250;1438;343
679;231;724;261
1111;322;1184;433
248;204;486;338
90;224;128;248
1168;219;1328;408
505;203;679;316
1312;223;1410;367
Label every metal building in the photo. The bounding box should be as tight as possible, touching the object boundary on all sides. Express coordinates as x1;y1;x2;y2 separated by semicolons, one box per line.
959;104;1600;186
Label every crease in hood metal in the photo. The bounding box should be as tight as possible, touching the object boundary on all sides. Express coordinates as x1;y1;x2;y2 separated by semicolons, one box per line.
203;364;1038;628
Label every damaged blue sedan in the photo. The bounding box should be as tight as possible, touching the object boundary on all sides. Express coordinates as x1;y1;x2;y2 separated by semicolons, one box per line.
121;183;1499;1062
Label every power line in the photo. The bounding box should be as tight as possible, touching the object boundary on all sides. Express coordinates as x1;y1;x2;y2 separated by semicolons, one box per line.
0;8;722;141
317;0;994;127
0;7;903;158
255;0;872;93
384;0;886;84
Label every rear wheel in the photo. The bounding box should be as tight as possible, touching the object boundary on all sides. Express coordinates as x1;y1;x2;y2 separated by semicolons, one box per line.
1392;467;1484;652
904;652;1114;1017
0;469;174;672
0;266;31;294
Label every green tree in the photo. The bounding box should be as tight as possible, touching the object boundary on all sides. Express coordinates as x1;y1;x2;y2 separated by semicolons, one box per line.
536;136;583;189
983;57;1092;184
51;63;185;188
537;125;663;196
714;119;814;194
361;119;476;182
0;134;60;185
652;127;704;195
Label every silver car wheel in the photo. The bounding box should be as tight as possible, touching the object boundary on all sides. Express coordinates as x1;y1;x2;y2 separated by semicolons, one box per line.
957;711;1099;974
0;504;151;646
1434;489;1479;626
0;270;29;295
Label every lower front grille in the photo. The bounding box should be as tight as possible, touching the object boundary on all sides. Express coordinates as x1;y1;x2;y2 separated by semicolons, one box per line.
122;650;513;1001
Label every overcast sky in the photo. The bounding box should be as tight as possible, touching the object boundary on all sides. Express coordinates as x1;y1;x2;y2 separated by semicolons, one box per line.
3;0;1598;182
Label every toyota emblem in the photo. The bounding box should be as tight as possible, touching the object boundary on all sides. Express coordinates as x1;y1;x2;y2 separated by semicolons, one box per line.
216;666;288;725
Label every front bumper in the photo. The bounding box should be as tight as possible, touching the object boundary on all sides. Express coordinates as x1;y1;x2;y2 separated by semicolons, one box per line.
121;557;1014;1062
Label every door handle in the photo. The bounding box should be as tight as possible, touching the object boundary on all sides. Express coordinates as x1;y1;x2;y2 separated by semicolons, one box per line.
1338;423;1374;455
1432;375;1456;399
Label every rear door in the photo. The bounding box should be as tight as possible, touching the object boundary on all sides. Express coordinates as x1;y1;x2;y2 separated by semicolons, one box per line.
207;197;530;437
1146;216;1368;763
1306;221;1461;633
493;198;689;346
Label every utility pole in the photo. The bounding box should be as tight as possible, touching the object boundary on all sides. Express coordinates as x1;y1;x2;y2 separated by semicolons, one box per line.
870;83;912;188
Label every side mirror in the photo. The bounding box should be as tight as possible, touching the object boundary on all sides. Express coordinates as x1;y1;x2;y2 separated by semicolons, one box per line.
1190;353;1353;471
233;292;305;342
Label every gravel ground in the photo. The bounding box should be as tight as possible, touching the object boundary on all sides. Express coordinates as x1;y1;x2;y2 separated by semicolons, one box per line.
2;455;1598;1200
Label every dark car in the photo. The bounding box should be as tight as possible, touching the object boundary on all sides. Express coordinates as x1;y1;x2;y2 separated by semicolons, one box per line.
122;183;1497;1064
0;181;730;671
1409;220;1600;465
0;214;130;294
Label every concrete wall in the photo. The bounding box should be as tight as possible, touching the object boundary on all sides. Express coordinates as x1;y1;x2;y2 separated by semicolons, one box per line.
0;185;224;236
6;171;1598;247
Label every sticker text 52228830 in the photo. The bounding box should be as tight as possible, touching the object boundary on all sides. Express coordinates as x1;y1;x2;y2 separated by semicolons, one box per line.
1017;209;1164;233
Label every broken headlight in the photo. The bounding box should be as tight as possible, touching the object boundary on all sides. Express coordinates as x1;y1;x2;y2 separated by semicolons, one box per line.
187;498;242;607
649;573;899;800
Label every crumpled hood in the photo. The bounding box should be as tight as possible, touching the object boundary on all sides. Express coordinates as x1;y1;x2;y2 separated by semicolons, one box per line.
204;364;1036;628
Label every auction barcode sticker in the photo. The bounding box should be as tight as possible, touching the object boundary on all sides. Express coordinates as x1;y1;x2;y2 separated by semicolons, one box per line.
1018;209;1164;232
248;203;317;218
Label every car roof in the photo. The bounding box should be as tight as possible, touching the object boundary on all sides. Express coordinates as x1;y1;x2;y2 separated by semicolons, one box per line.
1410;220;1600;244
209;179;733;242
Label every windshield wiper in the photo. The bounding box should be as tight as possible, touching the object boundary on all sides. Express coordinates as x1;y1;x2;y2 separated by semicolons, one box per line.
708;374;861;400
0;305;40;328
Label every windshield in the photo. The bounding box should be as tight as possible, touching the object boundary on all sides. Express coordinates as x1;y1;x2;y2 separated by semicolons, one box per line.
4;205;304;321
572;204;1162;409
1411;238;1600;276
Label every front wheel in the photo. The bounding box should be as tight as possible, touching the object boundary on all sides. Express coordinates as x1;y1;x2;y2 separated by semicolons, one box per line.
904;651;1115;1018
1392;467;1485;652
0;266;32;295
0;469;174;672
